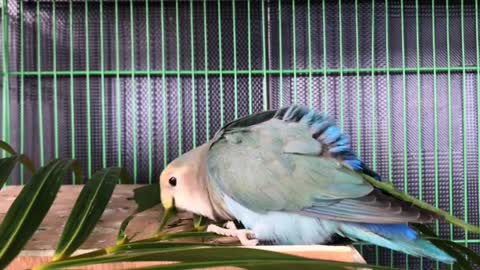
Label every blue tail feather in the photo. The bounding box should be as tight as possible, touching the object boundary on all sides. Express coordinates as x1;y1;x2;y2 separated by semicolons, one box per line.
361;224;418;240
340;223;455;264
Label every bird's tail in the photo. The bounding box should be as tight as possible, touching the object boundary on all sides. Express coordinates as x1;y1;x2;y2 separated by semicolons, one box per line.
339;223;455;264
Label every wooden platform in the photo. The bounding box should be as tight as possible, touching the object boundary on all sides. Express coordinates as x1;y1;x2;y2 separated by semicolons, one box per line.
0;185;366;269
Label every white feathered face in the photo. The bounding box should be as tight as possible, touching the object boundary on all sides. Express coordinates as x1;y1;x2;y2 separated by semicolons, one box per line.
159;160;215;220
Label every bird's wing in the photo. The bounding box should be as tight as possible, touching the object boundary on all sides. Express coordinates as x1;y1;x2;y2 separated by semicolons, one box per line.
206;106;436;224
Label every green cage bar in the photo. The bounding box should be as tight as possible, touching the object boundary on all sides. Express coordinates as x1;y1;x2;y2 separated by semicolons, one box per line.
145;0;153;184
85;0;92;177
100;0;107;169
129;0;137;183
36;0;44;166
69;0;76;184
190;0;196;148
1;0;9;148
19;0;24;184
203;0;210;140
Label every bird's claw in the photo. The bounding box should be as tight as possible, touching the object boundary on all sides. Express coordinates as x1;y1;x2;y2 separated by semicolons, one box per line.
207;221;258;246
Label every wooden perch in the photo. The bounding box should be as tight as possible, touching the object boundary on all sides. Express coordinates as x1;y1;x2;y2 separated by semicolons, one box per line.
0;185;366;270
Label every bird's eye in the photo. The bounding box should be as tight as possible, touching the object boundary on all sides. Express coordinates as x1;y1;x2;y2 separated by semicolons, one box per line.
168;177;177;187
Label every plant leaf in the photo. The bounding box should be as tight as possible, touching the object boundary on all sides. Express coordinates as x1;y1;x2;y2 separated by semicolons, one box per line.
428;239;472;270
158;231;219;241
363;174;480;234
444;241;480;267
36;246;391;270
18;154;36;174
412;224;480;269
65;242;209;261
0;159;81;269
53;167;125;261
134;183;161;211
0;154;35;189
0;156;19;189
135;259;395;270
110;242;216;255
117;183;160;244
116;212;137;245
0;140;17;155
0;140;36;174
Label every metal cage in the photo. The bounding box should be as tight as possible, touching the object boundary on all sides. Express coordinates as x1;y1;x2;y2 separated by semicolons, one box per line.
1;0;480;268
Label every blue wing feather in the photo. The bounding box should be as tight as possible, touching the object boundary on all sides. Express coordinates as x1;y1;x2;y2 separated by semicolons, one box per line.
273;105;382;180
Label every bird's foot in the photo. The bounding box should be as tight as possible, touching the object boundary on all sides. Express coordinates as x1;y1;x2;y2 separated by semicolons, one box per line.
207;221;258;246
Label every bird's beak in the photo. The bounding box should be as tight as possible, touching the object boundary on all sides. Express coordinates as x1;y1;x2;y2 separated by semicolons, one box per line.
157;198;176;234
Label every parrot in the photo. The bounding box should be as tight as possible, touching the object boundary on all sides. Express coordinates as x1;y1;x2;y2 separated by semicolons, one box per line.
159;105;458;264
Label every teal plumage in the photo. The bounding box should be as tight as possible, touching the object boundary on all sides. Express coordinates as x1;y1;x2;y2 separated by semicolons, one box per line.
204;105;454;263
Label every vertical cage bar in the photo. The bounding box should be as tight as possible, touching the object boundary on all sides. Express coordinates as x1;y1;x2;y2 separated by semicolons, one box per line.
69;0;76;183
189;0;196;147
2;0;9;147
85;0;92;177
37;0;44;166
247;0;252;113
291;0;297;105
322;0;327;112
99;0;106;168
476;0;480;244
369;0;376;169
217;0;224;125
130;0;137;182
354;0;362;157
277;0;283;108
400;1;409;265
369;0;378;264
414;0;423;265
338;0;344;129
52;0;59;159
115;0;122;168
460;0;468;246
19;0;25;184
261;0;267;111
232;0;238;118
385;0;394;265
445;0;454;244
431;0;440;268
145;0;152;183
203;0;210;139
100;0;107;168
385;0;392;184
161;0;168;168
400;0;408;197
175;0;183;155
307;0;312;109
415;0;422;201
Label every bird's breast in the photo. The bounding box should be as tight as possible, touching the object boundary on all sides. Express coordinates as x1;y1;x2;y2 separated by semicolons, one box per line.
222;195;339;245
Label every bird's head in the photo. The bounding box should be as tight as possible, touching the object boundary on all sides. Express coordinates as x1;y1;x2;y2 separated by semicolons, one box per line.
158;144;214;232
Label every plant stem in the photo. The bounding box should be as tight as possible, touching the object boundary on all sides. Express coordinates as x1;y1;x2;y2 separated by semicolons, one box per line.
35;231;217;269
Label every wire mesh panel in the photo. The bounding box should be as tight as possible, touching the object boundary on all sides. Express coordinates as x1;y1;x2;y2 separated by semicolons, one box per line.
1;0;480;268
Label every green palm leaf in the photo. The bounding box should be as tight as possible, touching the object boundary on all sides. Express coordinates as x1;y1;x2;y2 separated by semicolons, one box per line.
412;224;480;270
0;140;35;173
362;174;480;234
53;168;128;261
0;140;17;155
117;183;161;244
36;246;391;270
133;183;161;211
136;259;393;270
0;156;20;189
0;159;81;269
